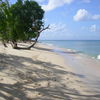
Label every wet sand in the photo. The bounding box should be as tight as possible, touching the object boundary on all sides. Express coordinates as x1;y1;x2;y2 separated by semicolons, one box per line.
53;47;100;95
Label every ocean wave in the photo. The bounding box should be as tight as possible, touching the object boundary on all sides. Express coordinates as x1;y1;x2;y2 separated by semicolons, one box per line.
97;55;100;59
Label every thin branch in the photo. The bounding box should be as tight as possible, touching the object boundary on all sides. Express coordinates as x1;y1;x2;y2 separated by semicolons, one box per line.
39;24;50;33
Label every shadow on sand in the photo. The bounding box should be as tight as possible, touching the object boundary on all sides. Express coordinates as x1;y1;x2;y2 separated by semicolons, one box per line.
0;52;100;100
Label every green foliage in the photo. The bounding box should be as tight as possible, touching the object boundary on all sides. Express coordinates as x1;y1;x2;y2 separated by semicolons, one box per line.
0;0;44;42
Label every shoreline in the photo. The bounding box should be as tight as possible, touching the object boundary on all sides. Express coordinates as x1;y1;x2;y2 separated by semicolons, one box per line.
40;41;100;60
50;43;100;94
0;42;100;99
39;42;100;96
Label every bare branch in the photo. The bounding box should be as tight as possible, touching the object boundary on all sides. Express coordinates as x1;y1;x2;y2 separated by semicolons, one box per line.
39;24;50;33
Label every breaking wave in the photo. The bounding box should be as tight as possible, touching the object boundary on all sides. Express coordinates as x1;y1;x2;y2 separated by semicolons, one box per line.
97;55;100;59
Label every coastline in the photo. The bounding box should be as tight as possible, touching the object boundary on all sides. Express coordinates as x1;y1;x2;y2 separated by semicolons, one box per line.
0;42;100;100
40;40;100;60
45;42;100;92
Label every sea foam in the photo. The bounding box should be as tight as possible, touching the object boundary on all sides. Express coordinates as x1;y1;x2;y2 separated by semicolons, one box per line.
97;55;100;59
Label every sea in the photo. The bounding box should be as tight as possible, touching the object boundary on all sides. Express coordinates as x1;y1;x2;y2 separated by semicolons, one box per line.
40;40;100;59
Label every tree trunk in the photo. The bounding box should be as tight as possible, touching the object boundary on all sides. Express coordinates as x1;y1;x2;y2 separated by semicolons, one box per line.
27;37;38;49
11;41;18;49
10;25;49;50
10;41;30;50
27;25;50;49
2;40;7;47
27;33;39;49
13;43;18;49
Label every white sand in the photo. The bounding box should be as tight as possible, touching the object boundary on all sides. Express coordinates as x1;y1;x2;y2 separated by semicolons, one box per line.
0;43;100;100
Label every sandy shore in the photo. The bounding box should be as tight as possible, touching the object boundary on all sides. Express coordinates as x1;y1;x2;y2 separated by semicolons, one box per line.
0;42;100;100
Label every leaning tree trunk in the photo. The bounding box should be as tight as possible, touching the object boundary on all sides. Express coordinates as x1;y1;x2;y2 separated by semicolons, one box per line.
10;33;40;50
10;25;50;50
27;33;40;49
27;25;50;49
11;41;29;49
2;40;7;47
11;41;18;49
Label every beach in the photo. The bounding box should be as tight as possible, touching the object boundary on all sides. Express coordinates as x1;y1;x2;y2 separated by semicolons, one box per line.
0;42;100;100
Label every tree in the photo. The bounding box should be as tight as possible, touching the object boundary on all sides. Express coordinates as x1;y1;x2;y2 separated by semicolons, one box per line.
0;0;9;47
0;0;49;49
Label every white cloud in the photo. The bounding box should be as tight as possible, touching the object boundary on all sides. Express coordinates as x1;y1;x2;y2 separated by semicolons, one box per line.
82;0;91;3
73;9;100;21
89;24;96;32
39;23;72;40
46;23;67;32
73;9;90;21
42;0;73;11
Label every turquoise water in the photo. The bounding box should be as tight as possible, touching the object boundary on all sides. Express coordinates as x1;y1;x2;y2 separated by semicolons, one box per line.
40;40;100;59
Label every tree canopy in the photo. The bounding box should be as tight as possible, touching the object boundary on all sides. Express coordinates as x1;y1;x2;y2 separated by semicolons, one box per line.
0;0;48;49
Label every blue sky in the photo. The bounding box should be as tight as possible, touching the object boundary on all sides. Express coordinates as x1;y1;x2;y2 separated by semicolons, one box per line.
10;0;100;40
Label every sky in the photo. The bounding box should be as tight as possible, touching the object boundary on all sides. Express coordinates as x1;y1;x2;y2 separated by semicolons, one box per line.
10;0;100;40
